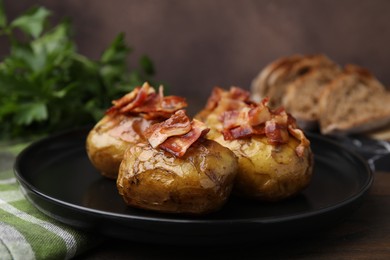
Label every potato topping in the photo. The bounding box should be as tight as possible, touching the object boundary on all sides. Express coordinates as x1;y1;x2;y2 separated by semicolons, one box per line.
196;86;314;201
145;110;210;157
103;82;188;143
86;82;188;179
200;86;310;157
106;82;187;119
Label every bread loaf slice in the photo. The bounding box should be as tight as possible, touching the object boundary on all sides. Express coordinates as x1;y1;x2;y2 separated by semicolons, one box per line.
251;54;338;108
318;65;390;135
251;54;302;105
282;67;341;129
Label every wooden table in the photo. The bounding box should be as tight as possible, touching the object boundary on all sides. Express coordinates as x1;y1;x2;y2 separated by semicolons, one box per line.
76;171;390;259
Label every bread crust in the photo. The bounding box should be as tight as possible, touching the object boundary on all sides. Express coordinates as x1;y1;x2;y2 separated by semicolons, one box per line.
251;54;303;103
282;67;341;129
251;54;339;108
251;54;390;136
318;70;390;135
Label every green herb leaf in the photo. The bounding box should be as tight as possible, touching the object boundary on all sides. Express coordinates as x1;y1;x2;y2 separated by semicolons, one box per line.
10;6;51;39
14;102;48;125
139;55;155;76
101;32;131;64
0;4;158;140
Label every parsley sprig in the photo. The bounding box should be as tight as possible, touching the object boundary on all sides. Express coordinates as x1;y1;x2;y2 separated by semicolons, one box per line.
0;2;156;140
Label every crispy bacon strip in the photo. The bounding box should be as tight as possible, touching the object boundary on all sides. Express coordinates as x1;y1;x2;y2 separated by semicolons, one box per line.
222;124;254;140
106;82;187;119
159;119;210;157
265;119;289;145
106;83;154;114
204;87;254;111
229;86;252;102
105;83;187;142
220;106;251;129
118;83;155;113
145;111;210;157
288;126;311;157
145;110;192;148
204;87;225;111
209;87;310;157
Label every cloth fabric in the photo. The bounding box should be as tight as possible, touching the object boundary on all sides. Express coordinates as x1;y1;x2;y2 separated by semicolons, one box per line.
0;141;100;260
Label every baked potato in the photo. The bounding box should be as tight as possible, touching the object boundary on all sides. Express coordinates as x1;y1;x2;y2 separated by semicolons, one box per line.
117;110;238;214
86;115;154;179
196;87;314;201
86;82;187;179
207;131;313;201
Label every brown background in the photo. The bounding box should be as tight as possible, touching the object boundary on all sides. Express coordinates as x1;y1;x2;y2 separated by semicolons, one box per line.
3;0;390;115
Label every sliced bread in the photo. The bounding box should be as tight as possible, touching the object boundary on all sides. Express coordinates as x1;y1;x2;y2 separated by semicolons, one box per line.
251;54;338;108
282;67;341;129
318;65;390;135
251;54;302;105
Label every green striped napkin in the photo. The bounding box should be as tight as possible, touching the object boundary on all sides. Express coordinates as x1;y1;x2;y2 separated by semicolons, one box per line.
0;141;101;260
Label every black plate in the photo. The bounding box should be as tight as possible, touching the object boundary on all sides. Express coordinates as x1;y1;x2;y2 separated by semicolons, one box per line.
14;128;373;245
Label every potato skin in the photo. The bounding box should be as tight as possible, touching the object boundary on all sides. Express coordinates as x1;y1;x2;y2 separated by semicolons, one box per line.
86;115;152;179
207;129;314;201
117;140;238;214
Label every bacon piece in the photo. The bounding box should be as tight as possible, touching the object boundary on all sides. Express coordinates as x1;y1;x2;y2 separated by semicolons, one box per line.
265;119;289;145
136;95;187;119
248;103;271;126
145;110;210;157
220;110;241;129
265;111;290;145
119;83;155;113
107;83;155;114
111;87;142;110
204;87;226;111
131;86;183;112
217;98;248;115
106;82;187;119
222;124;253;140
159;119;210;157
145;110;191;148
161;95;187;111
204;87;253;111
220;106;251;129
229;86;252;102
288;125;310;157
211;88;310;157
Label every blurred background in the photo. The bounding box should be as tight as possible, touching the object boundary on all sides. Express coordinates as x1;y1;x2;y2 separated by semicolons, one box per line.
2;0;390;115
